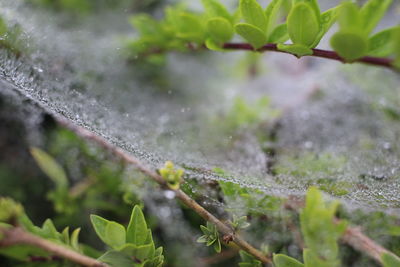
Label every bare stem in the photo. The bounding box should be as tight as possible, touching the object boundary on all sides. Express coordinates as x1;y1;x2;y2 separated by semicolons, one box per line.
223;43;396;70
0;227;107;267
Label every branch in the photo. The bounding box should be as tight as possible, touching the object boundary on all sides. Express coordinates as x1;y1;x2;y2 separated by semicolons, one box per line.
222;43;396;70
0;227;107;267
54;115;399;266
55;117;272;265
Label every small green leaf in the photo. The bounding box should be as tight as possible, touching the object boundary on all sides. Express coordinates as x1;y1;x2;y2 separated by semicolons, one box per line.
360;0;392;35
287;3;320;47
30;147;68;188
265;0;284;37
331;31;368;62
118;243;154;261
213;238;221;253
336;1;363;32
293;0;321;22
41;219;61;240
368;27;397;57
273;254;304;267
175;13;206;43
126;205;148;246
277;44;313;57
202;0;232;23
235;23;267;49
382;252;400;267
70;228;81;251
196;235;208;243
268;24;288;43
205;38;224;51
207;17;234;43
98;251;133;267
240;0;268;31
90;215;126;249
311;6;339;47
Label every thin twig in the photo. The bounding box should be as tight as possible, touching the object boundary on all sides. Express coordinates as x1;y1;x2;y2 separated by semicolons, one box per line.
223;43;396;70
55;116;272;265
0;227;107;267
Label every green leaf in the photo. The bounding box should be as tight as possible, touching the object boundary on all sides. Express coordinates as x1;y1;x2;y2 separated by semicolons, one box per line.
336;1;363;33
202;0;232;23
368;27;397;57
330;31;368;62
273;254;304;267
235;23;267;49
118;243;154;261
311;6;339;47
70;228;81;251
41;219;61;240
30;147;68;188
207;17;234;43
205;38;224;51
90;215;126;249
265;0;284;37
277;43;313;57
360;0;392;35
98;251;133;267
287;3;320;47
213;238;221;253
268;23;288;43
293;0;321;22
175;13;206;43
240;0;268;31
300;187;347;265
126;205;149;246
382;253;400;267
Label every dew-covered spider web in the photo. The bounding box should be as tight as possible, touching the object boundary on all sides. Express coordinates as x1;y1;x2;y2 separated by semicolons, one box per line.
1;0;400;218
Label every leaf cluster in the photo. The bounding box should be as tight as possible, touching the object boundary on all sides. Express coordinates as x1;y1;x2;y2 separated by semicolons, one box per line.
130;0;400;68
196;221;222;253
90;205;164;267
274;187;347;267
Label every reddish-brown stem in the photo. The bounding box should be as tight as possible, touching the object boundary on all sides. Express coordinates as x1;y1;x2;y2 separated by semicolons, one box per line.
0;227;107;267
222;43;395;70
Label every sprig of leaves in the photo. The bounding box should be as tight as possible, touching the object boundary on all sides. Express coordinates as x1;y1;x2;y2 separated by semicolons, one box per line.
197;222;222;253
273;187;347;267
330;0;393;62
91;205;164;267
158;161;184;190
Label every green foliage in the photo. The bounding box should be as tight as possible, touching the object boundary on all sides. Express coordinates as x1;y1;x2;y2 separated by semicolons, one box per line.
274;187;347;267
275;152;351;196
382;252;400;267
300;187;347;266
0;17;26;55
330;0;393;62
159;161;184;190
239;251;262;267
197;222;221;253
91;205;164;267
0;198;24;223
233;0;290;49
279;0;338;56
30;147;73;214
273;253;304;267
224;97;280;131
0;202;87;261
127;0;399;68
